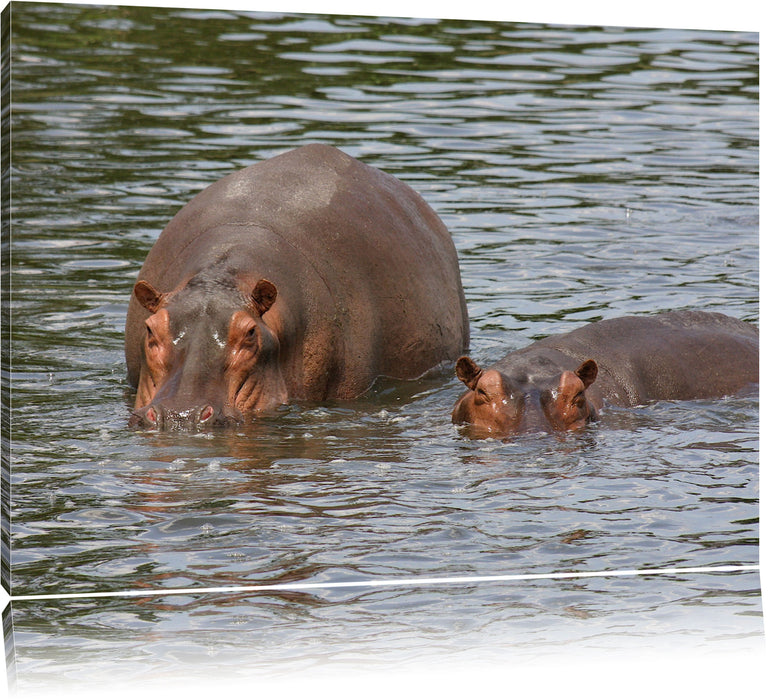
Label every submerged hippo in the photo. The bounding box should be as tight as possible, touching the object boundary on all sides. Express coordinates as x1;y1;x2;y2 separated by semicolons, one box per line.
452;310;758;438
125;144;469;429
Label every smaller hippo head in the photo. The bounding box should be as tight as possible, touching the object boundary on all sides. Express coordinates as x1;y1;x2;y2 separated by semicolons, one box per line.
451;356;599;438
130;271;287;431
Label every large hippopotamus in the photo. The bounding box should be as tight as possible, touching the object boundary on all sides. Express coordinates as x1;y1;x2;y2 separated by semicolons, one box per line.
452;310;758;438
125;144;469;429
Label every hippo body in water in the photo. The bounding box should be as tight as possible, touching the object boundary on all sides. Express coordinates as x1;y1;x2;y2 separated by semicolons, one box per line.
125;144;469;429
452;311;758;438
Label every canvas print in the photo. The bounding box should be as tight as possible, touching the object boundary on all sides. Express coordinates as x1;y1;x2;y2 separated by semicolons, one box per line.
0;0;762;694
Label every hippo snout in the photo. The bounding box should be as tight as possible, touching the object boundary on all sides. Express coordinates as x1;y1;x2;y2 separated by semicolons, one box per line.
130;403;241;431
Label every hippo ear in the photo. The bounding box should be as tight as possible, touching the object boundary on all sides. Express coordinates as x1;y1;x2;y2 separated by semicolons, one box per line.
455;356;483;390
134;280;165;313
575;359;598;389
251;279;277;316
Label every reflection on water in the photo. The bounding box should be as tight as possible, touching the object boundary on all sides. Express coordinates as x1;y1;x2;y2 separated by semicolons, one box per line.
3;570;764;693
5;1;759;693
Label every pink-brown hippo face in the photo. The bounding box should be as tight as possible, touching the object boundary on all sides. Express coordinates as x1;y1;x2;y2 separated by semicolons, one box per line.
451;356;600;438
130;275;287;430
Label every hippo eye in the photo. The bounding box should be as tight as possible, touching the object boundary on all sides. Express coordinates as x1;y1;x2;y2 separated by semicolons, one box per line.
241;325;258;348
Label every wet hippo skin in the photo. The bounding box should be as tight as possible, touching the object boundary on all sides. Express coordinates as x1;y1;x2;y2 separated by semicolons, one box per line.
125;144;469;429
452;311;758;438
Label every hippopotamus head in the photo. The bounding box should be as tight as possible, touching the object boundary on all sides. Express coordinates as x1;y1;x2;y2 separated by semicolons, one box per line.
451;356;599;437
129;268;287;430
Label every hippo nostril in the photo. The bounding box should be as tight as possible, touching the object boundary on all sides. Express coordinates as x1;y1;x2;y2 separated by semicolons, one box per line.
199;405;214;423
146;407;158;425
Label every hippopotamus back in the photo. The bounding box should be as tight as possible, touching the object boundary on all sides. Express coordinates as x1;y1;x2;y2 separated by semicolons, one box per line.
526;310;759;406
